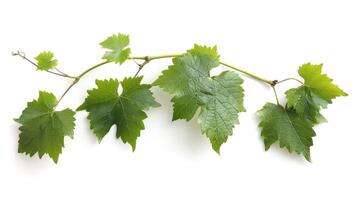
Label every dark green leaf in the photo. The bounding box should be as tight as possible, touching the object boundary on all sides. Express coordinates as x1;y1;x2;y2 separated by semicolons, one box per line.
154;45;245;153
15;91;75;163
257;103;316;161
77;76;160;150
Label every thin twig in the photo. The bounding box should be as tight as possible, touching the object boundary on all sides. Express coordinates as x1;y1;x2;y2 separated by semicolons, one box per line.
134;67;143;77
54;79;79;108
275;78;303;85
133;58;150;77
12;51;76;79
272;86;280;105
54;67;70;76
47;70;74;77
219;61;274;85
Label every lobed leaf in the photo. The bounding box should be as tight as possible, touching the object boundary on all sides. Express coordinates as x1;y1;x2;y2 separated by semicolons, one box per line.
100;33;131;64
15;91;75;163
77;76;160;150
298;63;347;102
34;51;58;70
257;103;315;161
286;86;328;124
154;44;245;153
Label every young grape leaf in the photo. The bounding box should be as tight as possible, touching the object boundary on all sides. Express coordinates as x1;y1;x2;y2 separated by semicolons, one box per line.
286;63;347;124
298;63;347;102
77;76;160;150
153;44;245;153
286;86;328;124
15;91;75;163
257;103;316;161
35;51;58;70
100;33;131;64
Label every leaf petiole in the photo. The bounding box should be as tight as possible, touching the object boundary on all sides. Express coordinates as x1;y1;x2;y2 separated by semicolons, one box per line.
275;78;303;85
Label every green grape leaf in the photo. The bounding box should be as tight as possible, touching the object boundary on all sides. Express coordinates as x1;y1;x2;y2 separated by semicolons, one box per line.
257;103;316;161
77;76;160;150
286;86;328;124
100;33;131;64
153;45;245;153
15;91;75;163
298;63;347;102
286;63;347;124
34;51;58;70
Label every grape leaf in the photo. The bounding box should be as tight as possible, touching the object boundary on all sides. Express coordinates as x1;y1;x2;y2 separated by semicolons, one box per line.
286;63;347;124
15;91;75;163
100;33;131;64
34;51;58;70
77;76;160;150
298;63;347;102
257;103;316;161
286;86;328;124
153;45;245;153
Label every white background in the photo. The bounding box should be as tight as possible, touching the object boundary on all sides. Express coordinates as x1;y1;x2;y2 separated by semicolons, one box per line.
0;0;356;199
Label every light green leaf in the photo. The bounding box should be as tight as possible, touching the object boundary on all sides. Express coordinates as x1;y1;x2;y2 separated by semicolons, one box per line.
77;76;160;150
257;103;316;161
298;63;347;102
154;45;245;153
100;33;131;64
286;63;347;124
34;51;58;70
15;91;75;163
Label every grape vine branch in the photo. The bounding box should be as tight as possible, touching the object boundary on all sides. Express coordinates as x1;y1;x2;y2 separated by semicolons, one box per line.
13;51;283;105
12;33;347;163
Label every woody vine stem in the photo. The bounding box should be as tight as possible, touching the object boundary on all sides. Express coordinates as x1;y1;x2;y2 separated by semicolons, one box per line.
12;51;301;107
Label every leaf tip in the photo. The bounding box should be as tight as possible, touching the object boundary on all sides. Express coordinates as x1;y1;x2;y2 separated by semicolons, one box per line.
303;151;312;162
13;118;20;123
212;143;222;155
